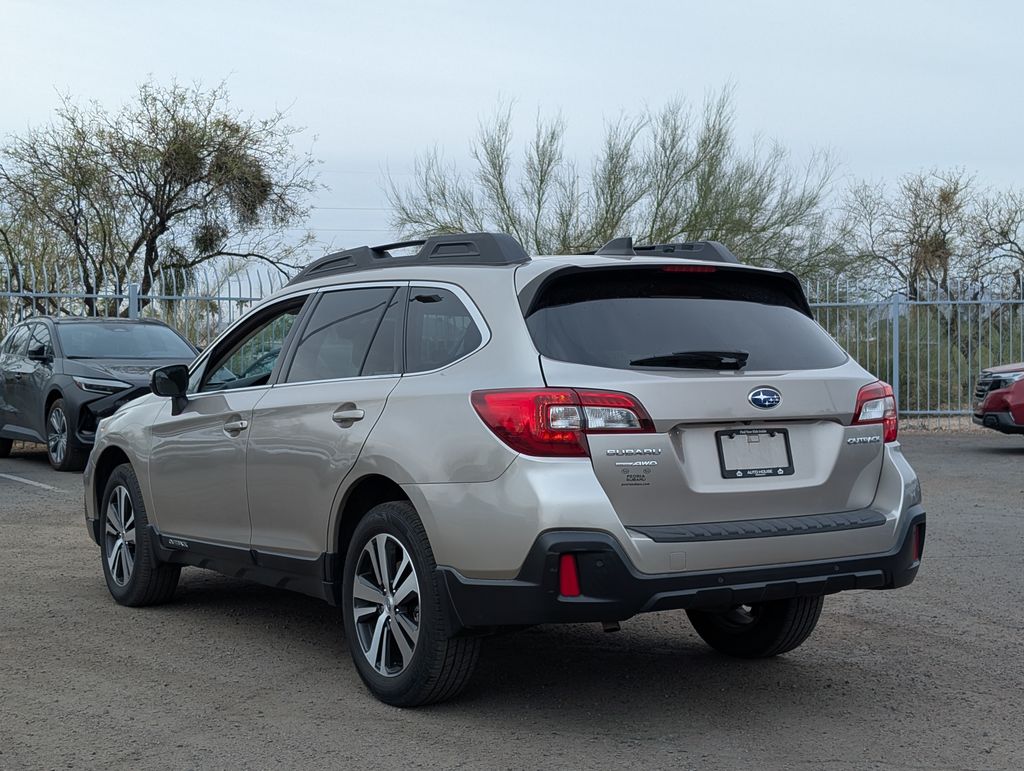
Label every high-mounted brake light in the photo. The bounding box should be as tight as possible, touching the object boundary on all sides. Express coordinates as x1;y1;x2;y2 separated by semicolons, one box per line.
470;388;654;458
660;265;717;273
853;380;898;443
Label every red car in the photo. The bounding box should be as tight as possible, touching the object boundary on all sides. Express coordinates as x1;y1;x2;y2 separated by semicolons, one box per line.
974;362;1024;434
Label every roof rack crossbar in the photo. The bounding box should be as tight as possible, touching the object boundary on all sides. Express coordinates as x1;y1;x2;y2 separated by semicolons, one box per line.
287;232;530;286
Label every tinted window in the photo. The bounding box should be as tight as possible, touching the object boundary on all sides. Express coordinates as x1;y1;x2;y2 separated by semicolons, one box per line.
3;326;30;355
57;323;195;359
362;289;405;377
406;287;482;373
27;324;52;358
525;268;846;371
286;288;395;383
200;302;303;392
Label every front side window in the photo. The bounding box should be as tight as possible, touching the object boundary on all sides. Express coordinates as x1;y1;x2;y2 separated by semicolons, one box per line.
199;300;305;393
27;323;53;359
285;287;396;383
405;287;482;373
3;325;30;356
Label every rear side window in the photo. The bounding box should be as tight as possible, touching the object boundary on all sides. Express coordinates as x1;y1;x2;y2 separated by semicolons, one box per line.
406;287;482;373
524;267;846;371
286;287;396;383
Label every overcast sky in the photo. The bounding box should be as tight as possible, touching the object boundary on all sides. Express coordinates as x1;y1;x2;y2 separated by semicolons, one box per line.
3;0;1022;256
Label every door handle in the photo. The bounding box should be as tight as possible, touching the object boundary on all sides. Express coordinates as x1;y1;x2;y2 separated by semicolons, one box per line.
223;419;249;433
332;408;365;426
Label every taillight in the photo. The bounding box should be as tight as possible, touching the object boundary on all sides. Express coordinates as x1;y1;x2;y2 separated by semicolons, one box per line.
470;388;653;457
853;380;898;443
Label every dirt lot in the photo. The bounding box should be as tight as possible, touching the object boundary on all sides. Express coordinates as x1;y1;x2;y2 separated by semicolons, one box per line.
1;433;1022;770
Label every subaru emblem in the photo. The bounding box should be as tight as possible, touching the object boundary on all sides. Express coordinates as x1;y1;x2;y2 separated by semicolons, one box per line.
748;386;782;410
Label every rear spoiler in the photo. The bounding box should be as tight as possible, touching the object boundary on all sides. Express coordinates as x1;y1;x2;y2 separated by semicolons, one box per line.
518;263;814;319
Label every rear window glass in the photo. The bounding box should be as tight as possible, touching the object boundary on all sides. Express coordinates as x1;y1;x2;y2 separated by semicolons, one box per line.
524;267;846;371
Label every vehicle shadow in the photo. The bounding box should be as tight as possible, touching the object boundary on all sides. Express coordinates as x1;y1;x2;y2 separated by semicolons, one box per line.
975;441;1024;455
155;569;904;732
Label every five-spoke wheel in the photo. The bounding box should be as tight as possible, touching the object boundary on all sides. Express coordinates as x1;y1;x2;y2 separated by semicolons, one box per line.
99;463;180;606
103;484;136;587
342;501;480;706
352;533;421;677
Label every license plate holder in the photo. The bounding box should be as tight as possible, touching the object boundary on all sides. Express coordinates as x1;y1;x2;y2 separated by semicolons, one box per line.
716;428;794;479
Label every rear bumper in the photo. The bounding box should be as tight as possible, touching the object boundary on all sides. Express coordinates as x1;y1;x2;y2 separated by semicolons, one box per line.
439;507;925;629
973;411;1024;434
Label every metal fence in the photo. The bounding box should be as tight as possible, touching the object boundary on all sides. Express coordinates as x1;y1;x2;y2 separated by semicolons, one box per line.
3;262;1022;428
0;262;288;351
809;277;1024;428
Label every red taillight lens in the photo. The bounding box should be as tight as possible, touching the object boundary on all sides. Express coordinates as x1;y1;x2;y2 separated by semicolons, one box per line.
471;388;653;457
913;523;926;562
559;553;581;597
853;380;898;443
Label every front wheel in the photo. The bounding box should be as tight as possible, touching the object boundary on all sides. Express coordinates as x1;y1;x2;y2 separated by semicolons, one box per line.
100;463;180;606
686;596;824;658
341;501;480;706
46;398;87;472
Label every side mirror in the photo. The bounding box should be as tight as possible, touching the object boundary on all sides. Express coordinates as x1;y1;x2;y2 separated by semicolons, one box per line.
27;346;52;364
151;364;189;416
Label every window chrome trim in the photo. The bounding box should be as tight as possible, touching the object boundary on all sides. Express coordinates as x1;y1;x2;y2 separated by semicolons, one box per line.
184;278;490;392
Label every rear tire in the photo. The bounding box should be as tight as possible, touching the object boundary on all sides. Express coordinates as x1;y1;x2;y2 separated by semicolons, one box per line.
46;398;87;472
0;437;11;458
341;501;480;707
100;463;180;606
686;596;824;658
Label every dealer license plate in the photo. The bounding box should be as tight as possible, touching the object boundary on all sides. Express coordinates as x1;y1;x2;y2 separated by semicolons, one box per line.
716;428;794;479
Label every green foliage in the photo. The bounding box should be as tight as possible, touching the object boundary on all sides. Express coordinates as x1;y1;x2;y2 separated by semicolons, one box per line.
388;88;852;279
0;79;318;314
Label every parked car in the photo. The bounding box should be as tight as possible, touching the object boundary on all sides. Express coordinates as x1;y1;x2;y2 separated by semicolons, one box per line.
0;317;197;470
973;362;1024;434
83;233;926;706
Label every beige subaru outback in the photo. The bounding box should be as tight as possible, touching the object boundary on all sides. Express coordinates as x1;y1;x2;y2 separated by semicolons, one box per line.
83;233;926;706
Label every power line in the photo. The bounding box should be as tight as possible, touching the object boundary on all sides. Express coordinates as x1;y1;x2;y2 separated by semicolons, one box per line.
311;206;393;211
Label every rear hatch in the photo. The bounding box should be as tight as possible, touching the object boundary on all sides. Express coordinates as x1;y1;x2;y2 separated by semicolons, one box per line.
521;263;883;527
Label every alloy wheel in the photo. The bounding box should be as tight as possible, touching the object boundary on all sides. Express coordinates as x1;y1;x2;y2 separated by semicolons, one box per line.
47;407;68;466
352;533;420;677
104;485;136;586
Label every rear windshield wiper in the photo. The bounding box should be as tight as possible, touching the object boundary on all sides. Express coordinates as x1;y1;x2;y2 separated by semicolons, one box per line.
629;350;749;370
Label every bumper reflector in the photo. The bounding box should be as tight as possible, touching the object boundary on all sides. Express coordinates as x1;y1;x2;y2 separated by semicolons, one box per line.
559;553;581;597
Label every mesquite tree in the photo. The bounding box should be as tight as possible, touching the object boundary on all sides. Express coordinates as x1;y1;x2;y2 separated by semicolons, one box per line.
0;79;317;314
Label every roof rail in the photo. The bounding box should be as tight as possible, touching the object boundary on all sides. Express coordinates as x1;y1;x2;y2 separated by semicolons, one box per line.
585;237;742;264
287;232;529;286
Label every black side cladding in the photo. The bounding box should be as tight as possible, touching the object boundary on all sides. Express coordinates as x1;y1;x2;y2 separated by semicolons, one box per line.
288;232;530;286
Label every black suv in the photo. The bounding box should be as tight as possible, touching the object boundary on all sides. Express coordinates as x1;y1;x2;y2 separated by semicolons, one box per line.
0;317;196;470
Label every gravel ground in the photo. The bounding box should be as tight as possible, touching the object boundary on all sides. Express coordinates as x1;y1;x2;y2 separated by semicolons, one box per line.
1;433;1022;770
